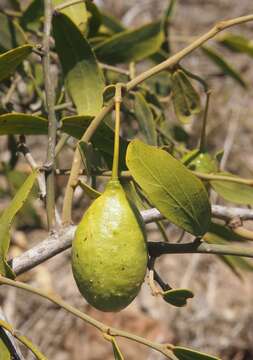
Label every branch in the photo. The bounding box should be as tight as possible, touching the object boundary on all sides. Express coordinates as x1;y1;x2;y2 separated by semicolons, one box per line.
0;276;176;360
42;0;57;230
61;13;253;224
11;206;253;276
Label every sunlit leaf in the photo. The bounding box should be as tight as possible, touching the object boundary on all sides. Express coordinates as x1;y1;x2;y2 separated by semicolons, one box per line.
201;45;246;88
134;92;157;145
163;288;194;307
183;151;218;174
126;140;211;235
173;346;220;360
53;13;104;116
53;0;88;33
210;172;253;205
0;44;33;82
101;12;125;34
95;21;164;64
0;170;38;278
0;113;47;135
0;335;11;360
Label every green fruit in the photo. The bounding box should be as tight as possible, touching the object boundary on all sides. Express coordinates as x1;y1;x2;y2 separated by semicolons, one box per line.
71;179;148;312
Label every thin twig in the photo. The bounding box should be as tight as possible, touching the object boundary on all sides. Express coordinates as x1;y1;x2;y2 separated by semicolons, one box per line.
0;276;176;360
42;0;57;230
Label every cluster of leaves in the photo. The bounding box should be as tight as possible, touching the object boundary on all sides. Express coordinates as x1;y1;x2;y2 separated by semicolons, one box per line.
1;0;253;359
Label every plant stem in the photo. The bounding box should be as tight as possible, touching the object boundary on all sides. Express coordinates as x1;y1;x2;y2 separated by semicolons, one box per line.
0;276;176;359
62;13;253;224
194;171;253;186
42;0;57;230
199;90;211;152
0;319;47;360
112;85;122;181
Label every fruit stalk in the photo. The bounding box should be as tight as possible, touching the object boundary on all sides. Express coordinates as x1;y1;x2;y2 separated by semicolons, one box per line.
111;84;123;181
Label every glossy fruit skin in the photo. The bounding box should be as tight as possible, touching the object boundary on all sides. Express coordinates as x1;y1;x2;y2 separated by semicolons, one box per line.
71;180;148;312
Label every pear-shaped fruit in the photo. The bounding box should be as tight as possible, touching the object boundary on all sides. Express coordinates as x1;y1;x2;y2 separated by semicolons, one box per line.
71;179;148;312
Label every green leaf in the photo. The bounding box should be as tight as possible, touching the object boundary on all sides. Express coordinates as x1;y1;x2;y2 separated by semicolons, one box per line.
134;92;157;145
61;115;128;170
20;0;43;31
0;13;26;53
173;346;220;360
210;173;253;205
52;13;104;116
218;33;253;57
0;113;48;135
204;223;253;277
201;45;246;88
101;13;125;34
183;151;218;174
0;170;38;278
78;180;101;199
95;21;164;64
171;70;201;124
0;44;33;82
0;335;11;360
163;289;194;307
86;0;102;37
111;338;125;360
126;140;211;236
53;0;88;33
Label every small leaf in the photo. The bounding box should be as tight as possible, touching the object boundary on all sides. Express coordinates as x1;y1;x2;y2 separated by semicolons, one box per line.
52;13;104;116
126;140;211;236
78;180;101;199
0;170;38;278
53;0;88;33
86;0;102;37
173;346;220;360
95;21;164;64
176;70;201;115
210;172;253;205
0;44;33;82
218;33;253;57
134;92;157;145
0;113;48;135
201;45;246;88
163;289;194;307
111;338;125;360
183;151;218;174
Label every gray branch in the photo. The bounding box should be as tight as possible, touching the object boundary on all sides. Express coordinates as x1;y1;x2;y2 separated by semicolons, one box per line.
10;205;253;276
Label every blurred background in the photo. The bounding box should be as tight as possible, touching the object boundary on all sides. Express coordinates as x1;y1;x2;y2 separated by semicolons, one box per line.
1;0;253;359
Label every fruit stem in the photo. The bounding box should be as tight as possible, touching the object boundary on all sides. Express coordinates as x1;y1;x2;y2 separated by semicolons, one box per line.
111;84;123;181
199;89;211;152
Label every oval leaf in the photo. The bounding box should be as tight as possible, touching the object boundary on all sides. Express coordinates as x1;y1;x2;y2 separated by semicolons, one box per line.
0;44;33;82
201;45;246;88
176;70;201;115
126;140;211;236
0;170;38;278
134;92;157;145
52;13;104;116
0;13;26;52
210;173;253;205
173;346;220;360
163;289;194;307
0;113;47;135
95;21;164;64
